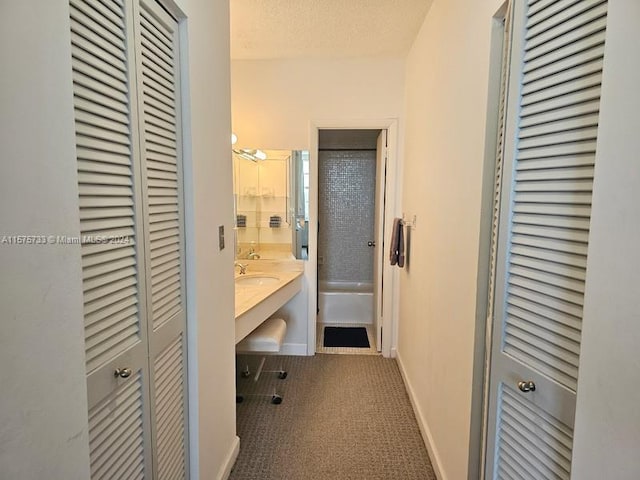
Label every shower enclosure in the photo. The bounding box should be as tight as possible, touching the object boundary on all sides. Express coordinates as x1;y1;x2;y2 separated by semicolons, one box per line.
317;130;382;330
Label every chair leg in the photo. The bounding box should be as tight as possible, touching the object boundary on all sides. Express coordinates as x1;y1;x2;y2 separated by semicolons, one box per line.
236;356;288;404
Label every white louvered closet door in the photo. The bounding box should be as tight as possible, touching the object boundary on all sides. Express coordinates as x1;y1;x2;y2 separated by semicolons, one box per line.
71;0;152;477
134;1;189;478
485;1;608;479
71;0;187;478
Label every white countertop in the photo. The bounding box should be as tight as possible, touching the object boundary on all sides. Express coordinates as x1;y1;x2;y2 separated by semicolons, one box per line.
234;259;304;343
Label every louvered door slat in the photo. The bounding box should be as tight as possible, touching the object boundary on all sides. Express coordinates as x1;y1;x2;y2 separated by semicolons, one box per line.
140;10;174;54
526;0;604;39
520;120;599;143
524;2;607;51
88;373;145;480
512;212;590;230
145;114;177;136
73;70;129;105
501;408;572;473
500;425;568;479
83;239;137;260
154;335;186;480
518;127;599;151
69;13;126;62
526;0;579;26
524;29;606;74
496;386;573;480
70;0;125;41
523;45;604;87
504;327;579;380
76;147;131;167
524;15;607;62
140;36;174;73
514;176;592;192
509;264;584;293
499;441;542;480
507;305;581;344
146;122;177;142
78;160;132;179
498;463;520;480
84;272;136;303
144;94;177;120
141;45;175;84
75;109;130;136
510;253;586;279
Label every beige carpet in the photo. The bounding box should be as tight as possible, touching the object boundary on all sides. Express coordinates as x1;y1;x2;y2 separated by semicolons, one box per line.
231;354;436;480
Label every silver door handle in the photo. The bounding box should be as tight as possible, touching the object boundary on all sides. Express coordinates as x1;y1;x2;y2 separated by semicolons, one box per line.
368;241;376;247
114;367;132;379
517;380;536;393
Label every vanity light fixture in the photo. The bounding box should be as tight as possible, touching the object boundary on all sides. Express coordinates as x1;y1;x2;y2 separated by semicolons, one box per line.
233;148;268;162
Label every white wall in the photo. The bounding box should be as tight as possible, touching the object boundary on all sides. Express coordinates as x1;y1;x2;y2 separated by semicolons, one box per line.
0;1;90;478
0;0;238;478
231;57;405;150
572;2;640;478
397;1;502;479
180;0;238;478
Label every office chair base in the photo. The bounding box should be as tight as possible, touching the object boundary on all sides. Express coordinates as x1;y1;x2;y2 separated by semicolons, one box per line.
235;392;283;405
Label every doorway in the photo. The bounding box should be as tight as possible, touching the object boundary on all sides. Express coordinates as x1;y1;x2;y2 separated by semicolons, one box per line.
315;129;386;354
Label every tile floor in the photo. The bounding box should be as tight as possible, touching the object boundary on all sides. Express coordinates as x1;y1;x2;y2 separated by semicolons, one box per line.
315;322;379;355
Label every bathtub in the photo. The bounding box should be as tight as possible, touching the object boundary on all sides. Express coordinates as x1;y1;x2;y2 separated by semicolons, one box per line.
317;281;373;324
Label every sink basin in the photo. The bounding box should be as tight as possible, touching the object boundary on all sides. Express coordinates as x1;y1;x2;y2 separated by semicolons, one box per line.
235;274;280;286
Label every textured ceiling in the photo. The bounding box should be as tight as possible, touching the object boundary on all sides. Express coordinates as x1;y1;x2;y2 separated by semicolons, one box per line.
230;0;433;60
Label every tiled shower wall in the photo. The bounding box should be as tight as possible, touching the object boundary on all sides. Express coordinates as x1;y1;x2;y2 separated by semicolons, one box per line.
318;150;376;284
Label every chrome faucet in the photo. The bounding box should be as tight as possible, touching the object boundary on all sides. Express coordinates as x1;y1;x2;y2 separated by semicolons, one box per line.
246;244;260;260
234;261;248;275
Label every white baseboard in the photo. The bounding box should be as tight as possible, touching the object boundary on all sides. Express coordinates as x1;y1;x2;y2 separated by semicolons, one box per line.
396;350;447;480
280;342;307;356
217;435;240;480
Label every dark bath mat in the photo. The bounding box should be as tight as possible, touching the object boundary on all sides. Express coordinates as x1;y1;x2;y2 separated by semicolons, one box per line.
323;326;370;348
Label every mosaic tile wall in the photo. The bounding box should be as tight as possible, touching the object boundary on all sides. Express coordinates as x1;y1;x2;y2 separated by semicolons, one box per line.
318;150;376;284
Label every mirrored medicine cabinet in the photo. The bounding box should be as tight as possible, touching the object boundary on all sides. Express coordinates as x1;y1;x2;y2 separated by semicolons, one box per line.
233;149;309;260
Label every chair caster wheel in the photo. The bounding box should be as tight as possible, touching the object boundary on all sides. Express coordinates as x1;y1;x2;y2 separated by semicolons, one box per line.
278;371;288;380
271;395;282;405
236;395;244;403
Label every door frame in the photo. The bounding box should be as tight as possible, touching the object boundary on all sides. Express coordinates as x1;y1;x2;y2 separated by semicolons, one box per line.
470;3;510;479
306;119;400;358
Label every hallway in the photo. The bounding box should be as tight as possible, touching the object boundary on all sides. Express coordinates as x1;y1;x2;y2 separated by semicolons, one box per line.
230;355;435;479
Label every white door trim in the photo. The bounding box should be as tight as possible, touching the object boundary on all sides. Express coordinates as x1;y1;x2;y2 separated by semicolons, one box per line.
307;118;400;358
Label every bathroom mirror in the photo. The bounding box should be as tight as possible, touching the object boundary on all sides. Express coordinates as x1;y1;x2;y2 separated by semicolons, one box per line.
233;149;309;260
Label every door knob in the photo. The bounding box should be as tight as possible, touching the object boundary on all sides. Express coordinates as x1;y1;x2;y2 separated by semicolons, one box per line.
114;367;132;379
517;380;536;393
367;241;376;247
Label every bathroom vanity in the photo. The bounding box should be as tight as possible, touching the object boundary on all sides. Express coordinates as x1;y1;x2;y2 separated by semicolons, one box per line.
234;260;304;344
